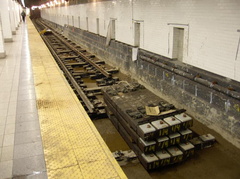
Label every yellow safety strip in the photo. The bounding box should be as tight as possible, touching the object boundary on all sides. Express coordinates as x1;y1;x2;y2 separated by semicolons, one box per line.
27;18;127;179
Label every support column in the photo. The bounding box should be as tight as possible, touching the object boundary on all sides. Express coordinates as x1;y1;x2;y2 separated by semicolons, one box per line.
13;0;20;29
16;3;21;25
0;14;6;58
0;0;13;42
13;1;18;30
9;0;16;35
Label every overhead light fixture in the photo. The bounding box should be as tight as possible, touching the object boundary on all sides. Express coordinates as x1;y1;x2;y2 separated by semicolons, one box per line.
21;0;25;7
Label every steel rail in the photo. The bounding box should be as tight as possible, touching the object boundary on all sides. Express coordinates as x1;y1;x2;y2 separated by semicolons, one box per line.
44;36;95;113
34;24;95;113
38;20;112;78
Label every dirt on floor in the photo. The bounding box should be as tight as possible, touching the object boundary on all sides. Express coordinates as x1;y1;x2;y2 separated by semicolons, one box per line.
93;118;240;179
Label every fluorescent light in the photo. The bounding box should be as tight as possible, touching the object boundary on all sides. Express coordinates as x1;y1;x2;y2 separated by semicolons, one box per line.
21;0;25;7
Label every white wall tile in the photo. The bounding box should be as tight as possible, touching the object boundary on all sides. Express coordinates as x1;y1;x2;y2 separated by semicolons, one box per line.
41;0;240;81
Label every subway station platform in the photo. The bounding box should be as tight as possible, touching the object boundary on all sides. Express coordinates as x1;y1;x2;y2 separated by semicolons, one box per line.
0;18;127;179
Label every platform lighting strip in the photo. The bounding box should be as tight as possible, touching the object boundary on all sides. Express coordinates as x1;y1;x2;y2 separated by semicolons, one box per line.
31;0;68;10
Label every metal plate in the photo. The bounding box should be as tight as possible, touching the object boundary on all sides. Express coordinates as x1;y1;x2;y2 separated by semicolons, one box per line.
199;134;215;142
169;132;181;139
141;153;159;163
138;123;156;134
175;113;192;122
179;142;195;151
139;138;156;146
164;117;181;126
151;119;169;129
157;136;169;143
167;146;183;157
155;150;171;160
179;129;192;135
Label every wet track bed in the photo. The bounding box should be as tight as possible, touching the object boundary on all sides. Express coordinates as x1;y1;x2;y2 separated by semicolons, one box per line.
32;19;240;179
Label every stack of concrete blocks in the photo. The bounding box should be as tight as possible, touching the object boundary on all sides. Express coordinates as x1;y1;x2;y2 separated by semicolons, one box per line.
103;82;197;170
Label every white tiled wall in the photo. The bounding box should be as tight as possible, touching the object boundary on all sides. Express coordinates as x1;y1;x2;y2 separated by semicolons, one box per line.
0;0;13;41
41;0;240;81
8;0;16;34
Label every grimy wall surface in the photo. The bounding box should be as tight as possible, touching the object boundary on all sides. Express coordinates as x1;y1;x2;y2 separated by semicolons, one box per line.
40;0;240;148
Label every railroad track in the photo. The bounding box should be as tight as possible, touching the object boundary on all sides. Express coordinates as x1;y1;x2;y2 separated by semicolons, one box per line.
33;19;119;117
32;19;216;171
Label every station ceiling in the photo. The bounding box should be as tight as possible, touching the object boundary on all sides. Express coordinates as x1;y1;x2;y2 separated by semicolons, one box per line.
22;0;111;8
23;0;46;7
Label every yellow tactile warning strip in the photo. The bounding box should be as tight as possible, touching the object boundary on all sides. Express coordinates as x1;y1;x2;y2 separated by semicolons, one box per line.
27;18;127;179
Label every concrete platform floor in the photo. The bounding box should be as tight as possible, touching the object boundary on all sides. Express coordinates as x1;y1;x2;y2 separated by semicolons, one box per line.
93;114;240;179
0;19;127;179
